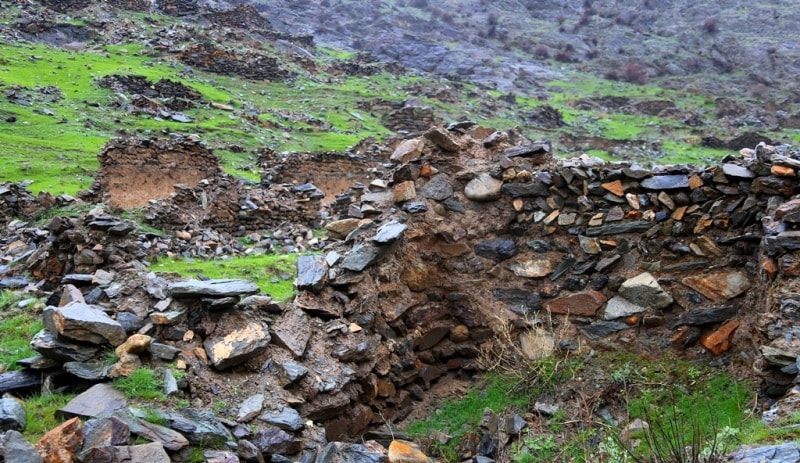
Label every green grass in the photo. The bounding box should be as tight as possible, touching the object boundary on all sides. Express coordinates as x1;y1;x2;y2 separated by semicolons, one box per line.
0;298;44;371
150;253;299;301
405;374;530;461
22;392;76;442
113;367;164;401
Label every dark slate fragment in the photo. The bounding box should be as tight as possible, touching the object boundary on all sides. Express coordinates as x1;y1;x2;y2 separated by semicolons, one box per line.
258;407;304;432
549;256;576;281
372;221;407;244
169;279;260;297
340;243;384;272
418;174;453;201
585;221;653;237
578;322;629;340
667;306;738;329
402;201;428;214
501;181;550;198
474;238;517;261
504;143;550;158
492;288;542;314
295;255;327;293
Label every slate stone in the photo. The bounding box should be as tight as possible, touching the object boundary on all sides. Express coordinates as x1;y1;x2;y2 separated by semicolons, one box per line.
402;201;428;214
149;342;181;361
504;414;527;434
340;243;383;272
114;410;189;451
276;362;308;388
295;255;327;293
722;163;756;179
237;439;262;463
0;276;28;289
464;173;503;201
116;312;145;333
443;199;466;213
418;174;453;201
237;394;265;423
501;181;550;198
0;430;42;463
604;296;645;321
641;175;690;190
579;235;601;255
372;221;407;244
579;322;630;340
13;355;60;370
585;221;653;236
618;272;673;309
43;302;127;346
30;329;101;362
492;288;541;314
0;398;25;432
204;320;271;370
63;360;109;381
161;408;232;445
474;238;517;261
169;279;260;298
681;270;751;303
271;309;312;358
503;143;550;158
258;407;304;432
667;306;738;329
252;427;302;456
82;416;130;450
57;383;127;420
163;369;178;396
549;256;576;281
731;442;800;463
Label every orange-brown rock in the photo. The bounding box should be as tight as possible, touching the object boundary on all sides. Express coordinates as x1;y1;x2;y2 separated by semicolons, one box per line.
601;180;624;197
771;165;796;177
543;290;607;316
762;257;778;279
35;416;84;463
688;174;704;189
388;440;430;463
701;320;740;355
393;181;417;203
115;334;152;357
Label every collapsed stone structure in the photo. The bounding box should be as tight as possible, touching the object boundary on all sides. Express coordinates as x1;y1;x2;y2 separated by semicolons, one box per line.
2;125;800;462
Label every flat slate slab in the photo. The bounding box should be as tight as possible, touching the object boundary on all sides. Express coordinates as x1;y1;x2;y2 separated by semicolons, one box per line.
168;279;260;298
57;383;127;420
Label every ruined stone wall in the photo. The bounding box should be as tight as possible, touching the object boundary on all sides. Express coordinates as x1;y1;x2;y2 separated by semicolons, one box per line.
176;42;295;82
83;136;222;209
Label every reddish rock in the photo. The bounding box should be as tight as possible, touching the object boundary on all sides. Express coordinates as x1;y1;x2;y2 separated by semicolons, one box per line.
601;180;624;197
389;440;429;463
688;174;704;189
393;181;417;203
762;257;778;279
544;290;607;316
682;270;751;303
701;320;740;355
771;165;796;177
35;416;84;463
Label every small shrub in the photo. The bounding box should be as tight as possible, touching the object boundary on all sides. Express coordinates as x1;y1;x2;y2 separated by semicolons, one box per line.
534;45;549;59
701;18;719;34
623;63;648;84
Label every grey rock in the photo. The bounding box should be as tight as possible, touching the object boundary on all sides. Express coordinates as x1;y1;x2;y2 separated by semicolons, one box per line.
277;362;308;387
128;442;171;462
641;175;690;190
63;360;109;381
30;329;101;362
731;442;800;463
82;417;130;451
149;342;180;361
579;235;601;255
425;127;460;151
372;221;407;244
722;163;756;179
163;369;178;396
492;288;542;314
169;279;260;298
504;414;527;434
504;143;550;158
618;272;673;309
465;173;503;201
237;295;282;313
57;383;127;420
340;243;384;272
204;320;271;370
114;409;190;451
259;406;304;432
0;430;42;463
534;402;559;416
238;439;264;463
13;355;60;370
295;255;327;293
604;296;645;321
0;398;25;432
237;394;265;423
161;408;232;445
418;174;453;201
475;238;517;261
252;427;302;455
579;322;630;340
116;312;145;333
402;201;428;214
42;301;127;346
205;450;241;463
443;198;466;213
314;442;386;463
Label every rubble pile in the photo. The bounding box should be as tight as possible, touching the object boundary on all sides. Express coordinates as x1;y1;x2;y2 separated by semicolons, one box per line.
202;4;273;32
106;0;152;12
97;75;203;112
34;0;92;13
157;0;199;17
176;42;296;82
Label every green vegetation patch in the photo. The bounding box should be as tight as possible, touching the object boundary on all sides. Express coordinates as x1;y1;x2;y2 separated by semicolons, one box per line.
0;295;43;372
22;392;76;442
151;253;298;301
113;367;164;401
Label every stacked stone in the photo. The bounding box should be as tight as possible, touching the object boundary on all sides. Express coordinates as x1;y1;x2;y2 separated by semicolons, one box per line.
203;4;273;31
156;0;199;17
176;42;295;82
34;0;91;13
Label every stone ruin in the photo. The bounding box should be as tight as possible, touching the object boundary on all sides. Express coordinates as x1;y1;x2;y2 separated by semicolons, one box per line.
176;42;296;82
2;124;800;461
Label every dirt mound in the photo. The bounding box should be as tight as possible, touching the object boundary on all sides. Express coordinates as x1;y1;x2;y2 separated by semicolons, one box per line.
83;136;222;209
